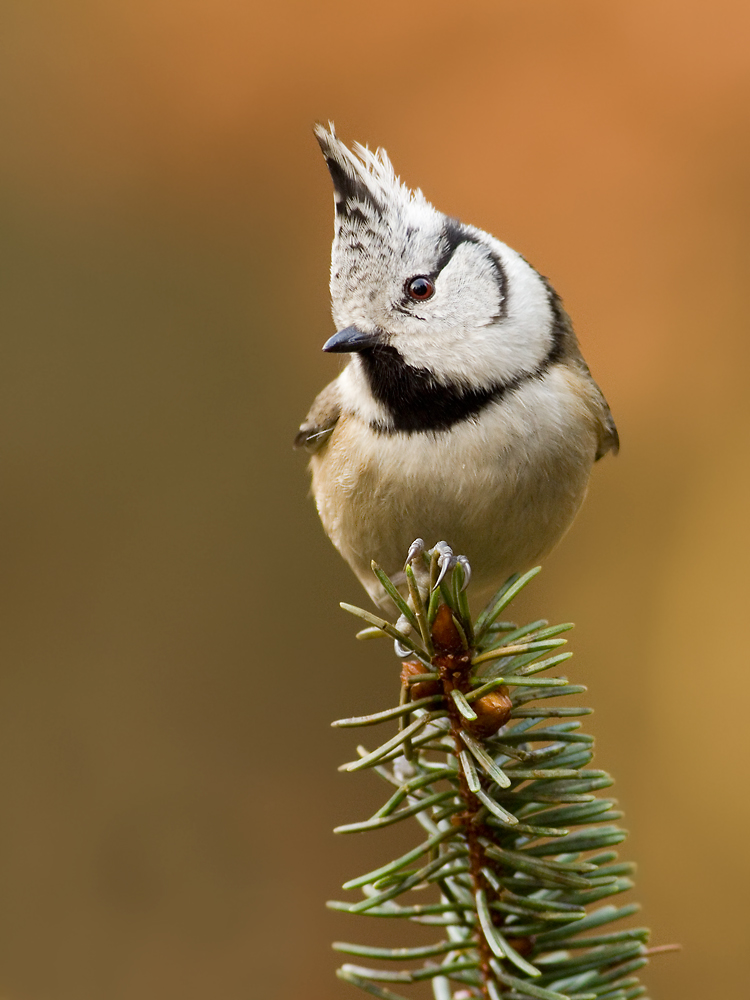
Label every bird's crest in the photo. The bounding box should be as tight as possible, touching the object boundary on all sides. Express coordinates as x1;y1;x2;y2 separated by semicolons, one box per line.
314;122;429;221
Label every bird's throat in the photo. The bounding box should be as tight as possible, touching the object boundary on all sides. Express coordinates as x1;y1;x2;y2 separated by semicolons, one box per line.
358;345;510;434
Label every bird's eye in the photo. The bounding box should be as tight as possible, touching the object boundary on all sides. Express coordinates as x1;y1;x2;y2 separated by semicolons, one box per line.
406;276;435;301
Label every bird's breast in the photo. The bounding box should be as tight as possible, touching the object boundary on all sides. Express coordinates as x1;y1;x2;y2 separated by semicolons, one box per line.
309;369;600;606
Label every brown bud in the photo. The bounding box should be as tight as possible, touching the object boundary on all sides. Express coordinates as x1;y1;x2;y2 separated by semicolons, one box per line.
400;660;442;700
431;603;465;655
466;686;512;738
505;935;535;957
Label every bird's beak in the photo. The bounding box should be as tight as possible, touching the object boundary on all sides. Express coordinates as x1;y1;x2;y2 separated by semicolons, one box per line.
322;326;383;353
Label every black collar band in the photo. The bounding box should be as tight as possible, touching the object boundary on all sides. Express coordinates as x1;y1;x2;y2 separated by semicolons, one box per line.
358;345;538;433
359;311;564;434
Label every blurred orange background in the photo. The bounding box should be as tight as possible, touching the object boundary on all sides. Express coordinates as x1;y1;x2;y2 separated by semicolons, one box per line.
0;1;748;998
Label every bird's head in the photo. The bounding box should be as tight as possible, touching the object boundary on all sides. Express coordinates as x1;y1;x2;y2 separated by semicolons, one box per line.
314;123;563;427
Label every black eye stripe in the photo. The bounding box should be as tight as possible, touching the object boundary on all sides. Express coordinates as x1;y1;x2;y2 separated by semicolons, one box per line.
434;219;472;271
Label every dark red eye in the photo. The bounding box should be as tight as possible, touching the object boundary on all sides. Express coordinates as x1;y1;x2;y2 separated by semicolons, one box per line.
406;275;435;301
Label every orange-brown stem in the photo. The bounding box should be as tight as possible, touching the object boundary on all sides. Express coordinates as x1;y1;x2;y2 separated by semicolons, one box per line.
430;604;498;1000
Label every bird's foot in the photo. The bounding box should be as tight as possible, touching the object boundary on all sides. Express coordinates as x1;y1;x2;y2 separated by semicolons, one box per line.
392;539;472;658
432;541;472;592
404;538;472;592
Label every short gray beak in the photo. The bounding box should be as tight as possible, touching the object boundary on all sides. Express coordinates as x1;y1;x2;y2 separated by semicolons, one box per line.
322;326;382;353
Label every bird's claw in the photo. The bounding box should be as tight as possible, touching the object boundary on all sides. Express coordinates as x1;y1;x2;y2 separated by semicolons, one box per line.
456;555;472;592
433;541;456;589
405;538;427;569
430;542;472;592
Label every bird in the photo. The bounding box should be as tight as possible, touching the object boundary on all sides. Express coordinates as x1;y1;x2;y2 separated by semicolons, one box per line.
295;123;618;610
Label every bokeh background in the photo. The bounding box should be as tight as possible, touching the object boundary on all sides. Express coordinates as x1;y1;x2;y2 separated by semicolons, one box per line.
0;1;748;998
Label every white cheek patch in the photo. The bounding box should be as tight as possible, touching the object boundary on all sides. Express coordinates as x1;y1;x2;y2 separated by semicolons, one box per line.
431;242;503;327
491;243;556;371
393;239;554;389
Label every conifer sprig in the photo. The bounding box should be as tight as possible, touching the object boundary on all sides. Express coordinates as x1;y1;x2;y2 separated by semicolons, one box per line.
329;546;651;1000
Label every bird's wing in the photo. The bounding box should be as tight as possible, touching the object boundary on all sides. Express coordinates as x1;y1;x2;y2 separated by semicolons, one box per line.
294;379;342;453
594;398;619;460
573;362;619;461
542;281;619;462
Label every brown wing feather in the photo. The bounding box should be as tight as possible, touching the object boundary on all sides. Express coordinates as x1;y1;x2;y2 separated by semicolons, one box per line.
542;281;619;462
595;404;619;460
294;379;342;453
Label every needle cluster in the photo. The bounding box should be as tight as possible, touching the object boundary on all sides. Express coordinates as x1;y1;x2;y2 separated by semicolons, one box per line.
330;549;650;1000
